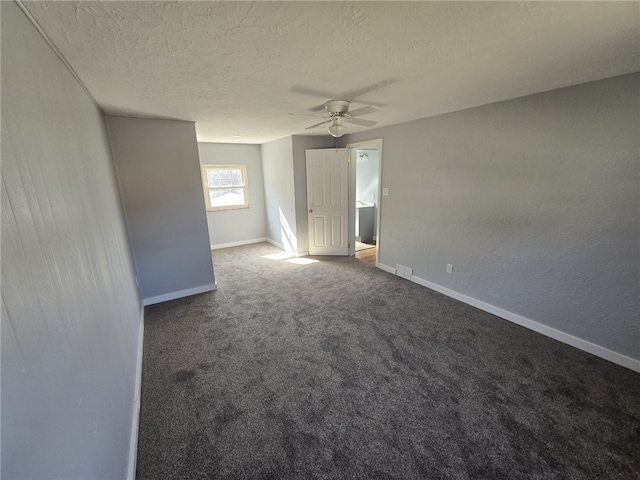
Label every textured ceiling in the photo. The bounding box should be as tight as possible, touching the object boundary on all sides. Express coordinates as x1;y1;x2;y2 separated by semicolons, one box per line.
21;1;640;144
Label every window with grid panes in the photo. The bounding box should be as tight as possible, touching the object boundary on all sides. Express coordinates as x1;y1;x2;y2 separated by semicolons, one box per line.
201;165;249;211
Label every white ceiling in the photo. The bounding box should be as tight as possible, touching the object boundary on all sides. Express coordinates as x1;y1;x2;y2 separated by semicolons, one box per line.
21;1;639;144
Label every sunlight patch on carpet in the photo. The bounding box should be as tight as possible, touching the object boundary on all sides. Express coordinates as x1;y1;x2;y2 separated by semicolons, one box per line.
261;252;319;265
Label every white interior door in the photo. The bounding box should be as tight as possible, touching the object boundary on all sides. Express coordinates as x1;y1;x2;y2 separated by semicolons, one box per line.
306;148;349;256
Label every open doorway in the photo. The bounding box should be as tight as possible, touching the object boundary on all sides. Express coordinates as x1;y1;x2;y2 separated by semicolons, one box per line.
348;139;382;265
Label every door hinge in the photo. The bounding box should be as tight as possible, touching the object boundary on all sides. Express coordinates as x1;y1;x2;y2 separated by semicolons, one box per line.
348;243;351;249
347;156;351;163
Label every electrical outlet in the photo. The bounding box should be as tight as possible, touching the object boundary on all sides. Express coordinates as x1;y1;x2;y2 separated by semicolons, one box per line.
396;264;413;279
447;264;453;274
382;187;389;196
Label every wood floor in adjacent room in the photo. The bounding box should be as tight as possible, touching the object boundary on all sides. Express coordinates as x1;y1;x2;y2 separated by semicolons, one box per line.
355;241;376;265
355;246;376;265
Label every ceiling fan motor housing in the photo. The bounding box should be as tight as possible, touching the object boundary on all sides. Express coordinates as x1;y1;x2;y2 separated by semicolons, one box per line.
325;100;350;115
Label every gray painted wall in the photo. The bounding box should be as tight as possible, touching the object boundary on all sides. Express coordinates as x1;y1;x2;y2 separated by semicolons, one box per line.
345;73;639;362
106;116;215;304
2;2;142;478
292;136;336;254
198;143;267;247
261;136;297;252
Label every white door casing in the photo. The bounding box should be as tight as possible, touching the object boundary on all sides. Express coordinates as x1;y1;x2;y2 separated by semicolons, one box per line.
306;148;349;256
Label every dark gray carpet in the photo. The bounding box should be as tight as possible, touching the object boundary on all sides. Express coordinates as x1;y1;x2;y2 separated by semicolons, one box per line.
136;242;640;479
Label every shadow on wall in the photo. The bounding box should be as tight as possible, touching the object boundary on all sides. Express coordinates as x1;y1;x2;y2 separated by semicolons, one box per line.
279;207;297;254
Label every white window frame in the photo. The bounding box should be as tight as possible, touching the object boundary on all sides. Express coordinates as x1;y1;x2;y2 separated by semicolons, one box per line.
201;164;249;212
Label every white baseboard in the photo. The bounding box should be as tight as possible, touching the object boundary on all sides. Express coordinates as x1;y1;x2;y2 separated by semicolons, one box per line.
266;237;285;250
127;308;144;480
264;238;308;257
376;262;396;275
143;283;217;306
377;263;640;373
211;237;268;250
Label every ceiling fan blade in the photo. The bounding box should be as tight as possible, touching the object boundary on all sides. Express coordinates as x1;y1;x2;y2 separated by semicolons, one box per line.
290;86;337;99
305;119;332;130
348;106;378;117
347;118;377;127
289;112;324;118
292;80;395;112
289;86;336;111
308;103;329;112
340;79;397;102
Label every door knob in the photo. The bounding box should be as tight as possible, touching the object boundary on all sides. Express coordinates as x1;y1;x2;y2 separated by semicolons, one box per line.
309;209;313;213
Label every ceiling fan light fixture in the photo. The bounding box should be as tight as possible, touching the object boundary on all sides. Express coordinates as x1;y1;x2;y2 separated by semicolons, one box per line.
328;117;346;137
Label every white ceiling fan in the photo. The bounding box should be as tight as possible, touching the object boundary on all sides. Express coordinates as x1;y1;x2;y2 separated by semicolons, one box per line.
290;100;378;137
289;80;395;137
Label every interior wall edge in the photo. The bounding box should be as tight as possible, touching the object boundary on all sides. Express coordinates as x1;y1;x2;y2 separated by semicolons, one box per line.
104;117;145;307
266;237;285;251
14;0;102;112
142;283;217;307
211;237;269;250
127;310;145;480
